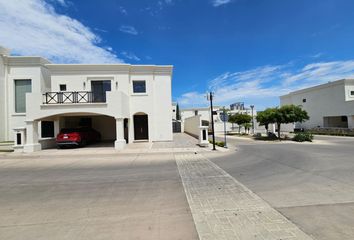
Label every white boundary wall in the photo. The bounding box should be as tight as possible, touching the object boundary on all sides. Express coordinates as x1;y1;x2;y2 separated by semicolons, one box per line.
184;115;201;138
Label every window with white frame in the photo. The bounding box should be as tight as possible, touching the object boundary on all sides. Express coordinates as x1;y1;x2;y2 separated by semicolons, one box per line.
133;80;146;93
15;79;31;113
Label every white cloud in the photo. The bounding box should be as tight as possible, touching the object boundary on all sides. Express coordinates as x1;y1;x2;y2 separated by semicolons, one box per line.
118;6;128;15
0;0;122;63
121;51;141;62
177;60;354;109
119;25;138;35
55;0;69;7
212;0;232;7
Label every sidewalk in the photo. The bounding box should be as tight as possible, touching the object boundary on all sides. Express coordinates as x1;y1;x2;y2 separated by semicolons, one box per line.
1;133;229;158
175;153;314;240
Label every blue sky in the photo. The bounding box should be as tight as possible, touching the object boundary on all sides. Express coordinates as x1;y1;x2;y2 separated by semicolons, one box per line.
1;0;354;109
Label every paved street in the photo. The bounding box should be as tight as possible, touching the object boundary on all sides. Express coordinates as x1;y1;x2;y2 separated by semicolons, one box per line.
0;152;198;240
212;134;354;240
1;134;354;239
176;153;313;240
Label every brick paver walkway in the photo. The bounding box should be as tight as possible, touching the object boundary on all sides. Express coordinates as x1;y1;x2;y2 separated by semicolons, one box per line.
175;153;314;240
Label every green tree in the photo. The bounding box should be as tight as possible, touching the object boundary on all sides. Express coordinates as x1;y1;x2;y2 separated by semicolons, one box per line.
256;105;309;139
228;113;237;131
230;113;252;133
176;103;181;120
274;105;309;139
256;108;276;132
243;122;252;134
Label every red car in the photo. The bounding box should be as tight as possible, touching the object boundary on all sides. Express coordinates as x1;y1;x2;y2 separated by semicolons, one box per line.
56;127;101;148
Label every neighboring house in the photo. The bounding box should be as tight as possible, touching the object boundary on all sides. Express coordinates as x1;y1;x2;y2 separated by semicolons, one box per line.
180;103;263;133
280;79;354;129
180;107;218;132
0;46;173;152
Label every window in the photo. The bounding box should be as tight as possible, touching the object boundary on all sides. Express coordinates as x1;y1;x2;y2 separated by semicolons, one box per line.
59;84;66;91
351;91;354;96
15;79;31;113
194;110;198;116
41;121;54;138
91;80;111;102
173;109;176;112
302;98;307;103
133;81;146;93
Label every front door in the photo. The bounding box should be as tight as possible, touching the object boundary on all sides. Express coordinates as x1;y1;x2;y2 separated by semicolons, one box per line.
134;115;148;140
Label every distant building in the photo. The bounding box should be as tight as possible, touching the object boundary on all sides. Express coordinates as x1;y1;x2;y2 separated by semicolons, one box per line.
180;104;264;133
280;79;354;129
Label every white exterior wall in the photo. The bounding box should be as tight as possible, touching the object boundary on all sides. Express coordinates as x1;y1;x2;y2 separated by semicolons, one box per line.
171;103;177;120
181;108;210;132
181;106;265;133
6;64;49;141
280;79;354;129
184;115;201;138
0;50;7;141
0;49;173;150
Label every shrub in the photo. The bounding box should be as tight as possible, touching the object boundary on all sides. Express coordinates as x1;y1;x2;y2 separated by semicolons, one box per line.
208;140;225;147
254;133;262;138
216;141;225;147
293;132;313;142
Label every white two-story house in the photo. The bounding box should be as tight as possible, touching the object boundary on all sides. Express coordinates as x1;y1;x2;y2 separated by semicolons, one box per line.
0;46;173;152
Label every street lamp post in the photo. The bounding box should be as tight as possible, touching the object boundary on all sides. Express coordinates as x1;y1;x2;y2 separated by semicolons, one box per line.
222;107;228;148
207;92;216;151
250;105;255;134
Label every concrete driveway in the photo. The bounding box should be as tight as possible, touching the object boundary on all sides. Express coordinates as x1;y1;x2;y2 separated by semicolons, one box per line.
211;135;354;240
0;152;198;240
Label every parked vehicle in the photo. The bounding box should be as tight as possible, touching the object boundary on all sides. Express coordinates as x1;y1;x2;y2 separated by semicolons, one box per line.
56;127;101;148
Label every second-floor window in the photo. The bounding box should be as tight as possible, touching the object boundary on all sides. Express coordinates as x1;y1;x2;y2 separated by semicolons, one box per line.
133;80;146;93
91;80;111;102
59;84;67;91
15;79;31;113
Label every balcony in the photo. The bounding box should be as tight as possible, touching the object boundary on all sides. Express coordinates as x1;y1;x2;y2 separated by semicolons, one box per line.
43;91;107;104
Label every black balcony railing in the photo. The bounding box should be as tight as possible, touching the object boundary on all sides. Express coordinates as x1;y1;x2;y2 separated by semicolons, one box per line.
43;91;106;104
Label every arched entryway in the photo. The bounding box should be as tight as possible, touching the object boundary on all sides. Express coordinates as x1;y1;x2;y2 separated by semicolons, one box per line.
133;113;149;140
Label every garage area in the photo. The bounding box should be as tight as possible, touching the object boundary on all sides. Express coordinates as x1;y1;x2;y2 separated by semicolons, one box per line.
39;114;121;149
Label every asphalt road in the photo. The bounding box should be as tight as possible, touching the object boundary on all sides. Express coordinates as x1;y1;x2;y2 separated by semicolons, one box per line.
0;153;198;240
211;134;354;240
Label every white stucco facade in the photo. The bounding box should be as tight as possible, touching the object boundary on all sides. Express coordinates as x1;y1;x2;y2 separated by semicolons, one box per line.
180;104;264;134
280;79;354;129
0;47;173;152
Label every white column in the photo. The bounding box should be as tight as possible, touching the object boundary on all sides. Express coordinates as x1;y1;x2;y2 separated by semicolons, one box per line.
115;118;126;150
24;120;41;152
54;119;60;136
348;115;354;129
128;118;134;143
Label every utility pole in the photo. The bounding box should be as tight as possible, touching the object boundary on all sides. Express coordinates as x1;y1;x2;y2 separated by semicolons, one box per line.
250;105;255;134
207;92;216;150
222;107;228;148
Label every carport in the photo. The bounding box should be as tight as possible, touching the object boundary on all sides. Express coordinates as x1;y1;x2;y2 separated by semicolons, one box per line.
36;113;127;150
